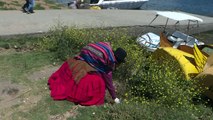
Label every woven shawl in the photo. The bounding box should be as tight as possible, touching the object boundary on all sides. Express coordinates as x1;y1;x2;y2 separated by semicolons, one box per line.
75;42;116;73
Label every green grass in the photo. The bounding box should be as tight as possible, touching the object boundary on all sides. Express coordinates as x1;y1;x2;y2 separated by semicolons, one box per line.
34;4;45;10
0;51;53;83
44;0;55;4
0;28;213;120
0;1;16;10
0;1;6;7
0;7;16;10
194;30;213;44
0;35;53;85
85;103;213;120
49;5;63;9
11;1;21;6
44;0;65;9
11;96;75;120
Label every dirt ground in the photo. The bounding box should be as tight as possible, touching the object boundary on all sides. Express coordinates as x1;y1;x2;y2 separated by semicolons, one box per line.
0;48;60;119
0;81;29;110
0;70;59;118
27;65;59;81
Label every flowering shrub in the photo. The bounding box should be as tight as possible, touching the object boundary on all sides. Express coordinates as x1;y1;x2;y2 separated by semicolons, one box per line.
38;26;130;60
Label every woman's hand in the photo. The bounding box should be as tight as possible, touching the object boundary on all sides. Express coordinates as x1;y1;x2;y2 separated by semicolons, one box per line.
114;98;120;104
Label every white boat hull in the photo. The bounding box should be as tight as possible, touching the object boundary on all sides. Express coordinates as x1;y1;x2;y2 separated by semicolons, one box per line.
90;0;148;9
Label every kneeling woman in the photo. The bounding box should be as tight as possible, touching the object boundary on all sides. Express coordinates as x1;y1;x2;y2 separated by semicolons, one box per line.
48;42;127;106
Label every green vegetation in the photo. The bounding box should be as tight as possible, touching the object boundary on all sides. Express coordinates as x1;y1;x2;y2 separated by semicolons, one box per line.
0;1;6;7
11;1;21;6
44;0;55;4
0;1;16;10
194;30;213;44
0;27;212;119
34;4;45;10
0;36;53;84
0;7;16;10
49;5;63;9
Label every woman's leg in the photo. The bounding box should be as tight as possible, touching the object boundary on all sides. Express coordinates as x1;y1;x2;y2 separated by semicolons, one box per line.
22;0;29;12
28;0;35;13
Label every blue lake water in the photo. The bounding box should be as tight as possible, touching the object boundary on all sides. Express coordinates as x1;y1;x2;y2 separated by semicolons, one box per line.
54;0;213;17
140;0;213;17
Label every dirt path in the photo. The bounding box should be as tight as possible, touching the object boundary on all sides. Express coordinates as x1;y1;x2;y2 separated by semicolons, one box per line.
0;81;29;110
27;65;59;81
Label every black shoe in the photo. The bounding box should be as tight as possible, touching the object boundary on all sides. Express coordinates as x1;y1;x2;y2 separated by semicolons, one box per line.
29;10;35;14
24;7;30;14
22;7;27;13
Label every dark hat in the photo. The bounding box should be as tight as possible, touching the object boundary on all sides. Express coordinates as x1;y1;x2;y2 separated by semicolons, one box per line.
114;48;127;63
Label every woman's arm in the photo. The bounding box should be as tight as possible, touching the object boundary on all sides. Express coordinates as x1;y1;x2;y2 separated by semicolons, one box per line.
102;71;116;100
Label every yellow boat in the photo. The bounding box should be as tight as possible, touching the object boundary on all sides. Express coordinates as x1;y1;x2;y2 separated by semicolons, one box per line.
153;32;213;99
153;47;199;80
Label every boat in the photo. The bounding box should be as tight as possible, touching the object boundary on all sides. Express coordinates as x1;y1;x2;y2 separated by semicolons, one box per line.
136;31;205;52
89;0;149;9
152;36;213;100
136;11;213;100
136;11;204;52
148;11;203;31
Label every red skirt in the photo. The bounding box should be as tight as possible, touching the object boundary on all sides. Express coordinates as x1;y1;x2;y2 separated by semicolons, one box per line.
48;61;106;106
